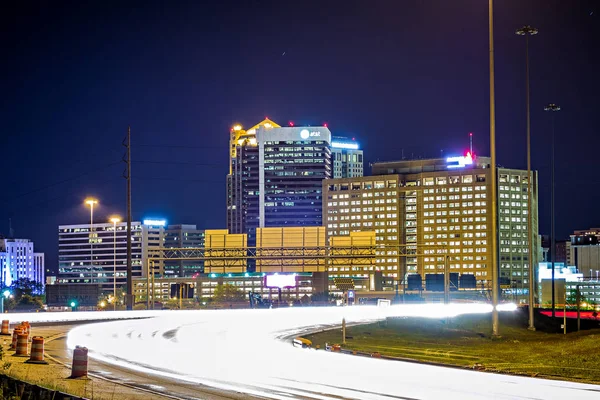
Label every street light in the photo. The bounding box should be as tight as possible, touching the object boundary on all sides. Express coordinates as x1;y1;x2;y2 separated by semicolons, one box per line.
1;290;10;314
516;25;538;331
85;198;98;284
544;103;560;317
488;0;499;336
110;216;121;311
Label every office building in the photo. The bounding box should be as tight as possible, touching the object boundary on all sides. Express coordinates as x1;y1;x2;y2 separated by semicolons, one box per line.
227;119;332;247
163;224;205;277
570;228;600;278
323;154;540;300
331;136;363;178
0;237;45;288
57;220;166;292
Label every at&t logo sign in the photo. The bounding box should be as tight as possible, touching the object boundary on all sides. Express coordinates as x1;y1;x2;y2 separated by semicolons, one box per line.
300;129;321;139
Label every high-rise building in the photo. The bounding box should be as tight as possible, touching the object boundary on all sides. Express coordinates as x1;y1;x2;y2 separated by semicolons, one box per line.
323;154;540;300
227;119;332;247
569;228;600;278
57;220;165;292
331;136;363;178
0;237;44;288
164;224;205;277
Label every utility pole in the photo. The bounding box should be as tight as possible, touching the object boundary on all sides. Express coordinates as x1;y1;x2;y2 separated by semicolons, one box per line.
516;25;538;331
544;104;560;318
489;0;499;337
123;126;133;311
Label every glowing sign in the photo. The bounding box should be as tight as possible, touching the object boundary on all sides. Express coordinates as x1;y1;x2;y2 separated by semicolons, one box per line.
300;129;321;139
265;274;297;288
447;152;474;169
143;219;166;227
331;141;359;150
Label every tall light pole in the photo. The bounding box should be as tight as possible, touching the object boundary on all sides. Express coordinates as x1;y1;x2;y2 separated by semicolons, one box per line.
85;198;98;284
544;103;560;317
489;0;499;337
110;216;121;311
516;25;538;331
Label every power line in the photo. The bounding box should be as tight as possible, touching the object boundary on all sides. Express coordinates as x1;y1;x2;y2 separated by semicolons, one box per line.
0;161;121;204
137;144;223;150
135;177;222;183
134;160;223;167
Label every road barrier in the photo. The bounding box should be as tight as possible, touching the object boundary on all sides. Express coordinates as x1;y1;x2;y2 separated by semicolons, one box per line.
14;332;29;357
70;346;88;378
10;327;23;350
371;352;381;358
26;336;48;364
1;320;10;335
22;321;30;337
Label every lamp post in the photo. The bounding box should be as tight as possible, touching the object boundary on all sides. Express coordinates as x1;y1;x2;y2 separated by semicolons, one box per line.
544;104;560;317
488;0;499;336
1;290;10;314
85;198;98;284
110;216;121;311
516;25;538;331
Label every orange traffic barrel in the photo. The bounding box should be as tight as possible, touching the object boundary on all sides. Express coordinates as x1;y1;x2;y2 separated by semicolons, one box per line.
13;332;29;357
26;336;48;364
70;346;88;378
10;327;22;350
0;320;10;335
371;352;382;358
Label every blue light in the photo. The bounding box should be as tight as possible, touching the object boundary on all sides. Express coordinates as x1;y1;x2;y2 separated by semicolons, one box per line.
331;141;359;150
143;219;167;227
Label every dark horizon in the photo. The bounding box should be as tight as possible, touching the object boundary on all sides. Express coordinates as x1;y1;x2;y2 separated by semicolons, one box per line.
2;0;598;272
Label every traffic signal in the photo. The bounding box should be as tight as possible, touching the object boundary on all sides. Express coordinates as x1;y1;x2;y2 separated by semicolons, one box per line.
70;300;78;311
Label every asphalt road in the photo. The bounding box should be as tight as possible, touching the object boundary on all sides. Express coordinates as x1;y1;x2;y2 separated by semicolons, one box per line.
11;305;600;400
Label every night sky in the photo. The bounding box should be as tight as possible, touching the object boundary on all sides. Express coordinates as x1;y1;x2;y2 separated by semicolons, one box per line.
2;1;598;273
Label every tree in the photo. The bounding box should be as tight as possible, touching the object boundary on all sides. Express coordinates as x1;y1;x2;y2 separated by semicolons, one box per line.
213;283;246;303
9;278;44;297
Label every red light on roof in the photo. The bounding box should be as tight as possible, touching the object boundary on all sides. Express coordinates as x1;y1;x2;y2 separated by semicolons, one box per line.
289;121;294;126
352;137;355;141
465;151;474;161
323;123;328;128
469;132;473;136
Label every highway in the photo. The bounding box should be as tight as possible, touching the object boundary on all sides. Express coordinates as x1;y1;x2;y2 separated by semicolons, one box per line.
12;304;600;400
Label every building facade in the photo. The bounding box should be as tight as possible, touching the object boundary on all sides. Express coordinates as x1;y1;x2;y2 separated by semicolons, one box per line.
323;155;539;300
163;224;205;277
570;228;600;278
58;220;165;293
331;136;363;178
0;238;44;288
227;119;333;246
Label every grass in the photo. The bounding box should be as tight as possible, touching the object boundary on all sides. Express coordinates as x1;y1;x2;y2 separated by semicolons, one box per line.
305;309;600;384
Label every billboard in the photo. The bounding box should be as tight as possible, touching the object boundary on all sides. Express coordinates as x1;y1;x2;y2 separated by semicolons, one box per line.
45;284;100;307
265;274;297;289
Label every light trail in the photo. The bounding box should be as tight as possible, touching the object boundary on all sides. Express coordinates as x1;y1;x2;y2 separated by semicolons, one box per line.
54;304;600;400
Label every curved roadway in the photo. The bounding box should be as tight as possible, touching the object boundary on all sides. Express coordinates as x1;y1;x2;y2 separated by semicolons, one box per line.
54;304;598;400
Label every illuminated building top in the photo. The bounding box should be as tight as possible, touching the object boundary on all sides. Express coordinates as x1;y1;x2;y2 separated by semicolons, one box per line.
372;153;491;175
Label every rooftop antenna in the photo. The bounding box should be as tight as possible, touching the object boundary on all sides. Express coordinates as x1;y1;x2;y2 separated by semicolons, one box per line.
401;148;404;160
9;218;14;238
469;132;473;154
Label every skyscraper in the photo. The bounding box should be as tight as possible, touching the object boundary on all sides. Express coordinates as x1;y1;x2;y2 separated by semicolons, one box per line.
0;237;44;288
227;119;332;247
323;153;539;301
331;136;363;178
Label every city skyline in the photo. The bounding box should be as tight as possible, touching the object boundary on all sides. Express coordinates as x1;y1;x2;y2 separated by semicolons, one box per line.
2;0;598;271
